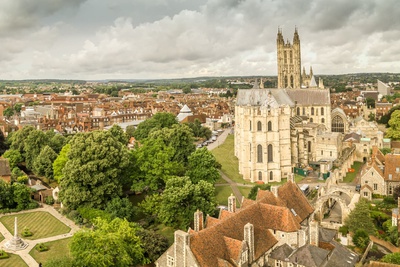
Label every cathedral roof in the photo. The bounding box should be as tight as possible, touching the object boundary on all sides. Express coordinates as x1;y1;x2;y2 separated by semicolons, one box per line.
310;75;318;87
236;89;294;107
286;89;330;105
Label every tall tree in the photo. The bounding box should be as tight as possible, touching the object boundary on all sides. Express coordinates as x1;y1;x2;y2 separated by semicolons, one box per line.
59;131;130;209
53;144;70;183
125;125;135;138
0;129;8;155
9;125;35;158
33;145;58;179
24;130;49;170
344;198;376;234
108;124;128;144
386;110;400;140
185;147;220;184
141;176;217;229
70;218;146;267
133;112;178;140
2;149;23;169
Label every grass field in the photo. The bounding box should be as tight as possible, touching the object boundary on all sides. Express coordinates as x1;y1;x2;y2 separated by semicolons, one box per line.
212;135;251;184
29;237;72;265
343;161;363;183
215;186;234;206
0;232;3;242
0;253;28;267
238;186;251;199
0;211;70;240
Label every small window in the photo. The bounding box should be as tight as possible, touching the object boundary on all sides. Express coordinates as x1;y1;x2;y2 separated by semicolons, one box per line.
321;150;323;155
258;171;262;181
257;121;262;131
268;121;272;131
311;107;314;115
269;171;273;181
330;151;332;157
364;192;368;197
167;255;174;267
321;107;324;115
374;184;377;190
249;121;252;131
389;174;393;180
321;118;325;123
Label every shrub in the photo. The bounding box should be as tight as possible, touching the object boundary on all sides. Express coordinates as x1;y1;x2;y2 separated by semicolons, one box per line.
0;250;9;259
68;210;83;224
22;227;33;237
16;175;29;184
339;225;348;235
353;229;370;250
36;243;49;252
45;196;55;205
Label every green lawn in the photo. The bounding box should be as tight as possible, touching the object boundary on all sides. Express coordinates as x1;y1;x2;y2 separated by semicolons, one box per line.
215;186;234;206
212;135;251;184
238;186;252;199
0;211;70;240
0;253;28;267
0;232;4;242
343;161;363;183
29;237;72;265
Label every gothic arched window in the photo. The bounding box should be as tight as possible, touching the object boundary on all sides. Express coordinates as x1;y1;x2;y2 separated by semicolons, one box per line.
290;75;294;88
257;121;262;131
308;141;311;153
267;121;272;131
249;121;252;131
321;118;325;123
297;107;300;115
258;171;262;181
321;107;324;116
257;145;263;163
269;171;273;181
268;144;273;162
311;107;314;115
332;115;345;133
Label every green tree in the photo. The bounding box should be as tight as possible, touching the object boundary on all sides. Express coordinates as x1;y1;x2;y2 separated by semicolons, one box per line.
352;229;370;250
43;256;74;267
368;112;375;122
70;218;146;267
0;180;14;209
59;131;130;209
133;112;178;140
33;145;57;179
142;176;217;229
132;137;183;192
24;130;49;170
248;184;272;200
105;197;136;221
108;124;128;144
9;125;35;158
3;107;14;118
186;119;212;140
0;129;8;155
137;229;169;263
182;87;192;94
125;125;135;138
366;97;375;108
386;110;400;140
344;198;376;234
382;252;400;264
53;144;70;183
185;148;220;184
12;183;34;210
48;133;67;154
2;149;23;169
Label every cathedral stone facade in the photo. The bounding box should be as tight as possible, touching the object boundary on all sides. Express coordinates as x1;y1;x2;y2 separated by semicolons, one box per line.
235;29;331;183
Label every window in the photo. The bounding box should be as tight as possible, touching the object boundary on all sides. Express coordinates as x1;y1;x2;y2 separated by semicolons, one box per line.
249;121;252;131
389;174;393;180
311;107;314;115
268;145;273;162
257;145;263;163
308;141;311;153
321;107;324;115
374;184;377;190
257;121;262;131
297;107;300;115
268;121;272;131
330;151;332;157
241;251;248;263
258;171;262;181
310;118;313;122
397;167;400;173
321;118;325;123
364;192;368;197
389;185;393;194
302;107;305;115
270;171;273;181
249;143;251;161
321;150;323;155
332;115;344;133
167;255;174;267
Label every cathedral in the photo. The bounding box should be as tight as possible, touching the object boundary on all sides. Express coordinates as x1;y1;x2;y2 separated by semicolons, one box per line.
235;29;333;183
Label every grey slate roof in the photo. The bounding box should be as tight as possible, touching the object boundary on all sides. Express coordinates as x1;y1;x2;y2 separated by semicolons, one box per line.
269;243;294;261
289;244;329;267
236;89;295;107
286;89;330;105
319;228;337;242
324;240;358;267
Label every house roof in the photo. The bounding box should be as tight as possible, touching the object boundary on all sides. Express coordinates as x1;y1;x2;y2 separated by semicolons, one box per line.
384;154;400;181
286;89;330;105
323;240;358;267
0;158;11;176
289;244;329;267
269;243;294;260
236;89;294;107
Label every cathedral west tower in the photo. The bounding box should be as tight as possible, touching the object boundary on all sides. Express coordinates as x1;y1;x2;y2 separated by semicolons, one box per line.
277;28;301;89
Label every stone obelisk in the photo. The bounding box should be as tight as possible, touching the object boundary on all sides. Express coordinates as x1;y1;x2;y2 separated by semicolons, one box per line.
4;217;28;251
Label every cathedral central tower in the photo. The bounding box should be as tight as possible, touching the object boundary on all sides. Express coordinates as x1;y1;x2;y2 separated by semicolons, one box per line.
277;28;301;89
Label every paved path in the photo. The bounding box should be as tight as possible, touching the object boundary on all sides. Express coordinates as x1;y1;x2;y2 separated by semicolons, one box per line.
0;204;80;267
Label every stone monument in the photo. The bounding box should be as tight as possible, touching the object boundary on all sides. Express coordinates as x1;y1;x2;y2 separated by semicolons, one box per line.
4;217;28;251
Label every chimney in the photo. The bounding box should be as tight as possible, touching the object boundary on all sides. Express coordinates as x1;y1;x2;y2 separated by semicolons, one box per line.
228;194;236;213
194;210;203;232
174;230;190;267
288;173;294;183
309;220;319;246
244;223;255;262
271;186;279;198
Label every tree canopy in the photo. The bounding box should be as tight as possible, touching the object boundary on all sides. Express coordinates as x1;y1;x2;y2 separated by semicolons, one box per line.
33;145;57;179
70;218;146;267
386;110;400;140
185;147;220;184
53;144;70;183
59;131;130;209
141;176;217;229
344;198;376;234
132;112;178;140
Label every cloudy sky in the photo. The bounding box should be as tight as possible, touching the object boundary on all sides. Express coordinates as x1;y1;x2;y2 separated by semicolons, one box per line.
0;0;399;80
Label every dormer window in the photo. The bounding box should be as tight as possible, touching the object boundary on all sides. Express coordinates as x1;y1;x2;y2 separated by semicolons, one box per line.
167;255;174;267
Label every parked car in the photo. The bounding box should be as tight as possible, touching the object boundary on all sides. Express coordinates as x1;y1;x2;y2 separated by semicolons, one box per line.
355;184;361;192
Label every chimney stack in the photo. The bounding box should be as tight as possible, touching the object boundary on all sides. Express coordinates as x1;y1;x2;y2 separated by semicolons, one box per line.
271;186;279;198
244;223;255;262
228;194;236;213
194;210;203;232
